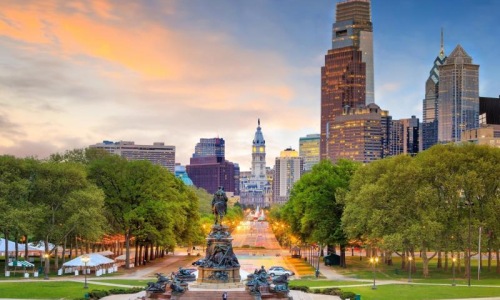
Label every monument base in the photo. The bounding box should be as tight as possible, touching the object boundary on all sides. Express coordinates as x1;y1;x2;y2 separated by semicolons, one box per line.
197;266;241;283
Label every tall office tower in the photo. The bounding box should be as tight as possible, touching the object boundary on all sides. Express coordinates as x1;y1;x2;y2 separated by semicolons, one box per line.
193;138;225;159
186;137;239;194
299;134;320;172
89;140;175;172
320;0;374;160
389;120;404;156
329;103;391;163
273;148;304;205
390;116;420;156
240;120;272;208
422;31;447;150
438;45;479;143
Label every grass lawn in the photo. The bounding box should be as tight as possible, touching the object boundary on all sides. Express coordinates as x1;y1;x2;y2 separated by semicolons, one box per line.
339;284;500;300
0;281;136;299
92;278;150;286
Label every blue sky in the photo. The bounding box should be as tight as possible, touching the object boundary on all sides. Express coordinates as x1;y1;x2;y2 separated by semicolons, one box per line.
0;0;498;170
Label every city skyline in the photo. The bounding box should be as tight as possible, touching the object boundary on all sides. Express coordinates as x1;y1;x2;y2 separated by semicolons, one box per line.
1;0;499;171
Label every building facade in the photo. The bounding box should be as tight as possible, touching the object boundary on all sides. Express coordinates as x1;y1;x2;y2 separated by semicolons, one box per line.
422;31;447;150
239;120;272;208
390;116;419;156
329;103;391;163
186;138;239;195
321;0;374;160
273;148;303;205
438;45;479;143
480;96;500;125
89;140;175;172
299;134;320;172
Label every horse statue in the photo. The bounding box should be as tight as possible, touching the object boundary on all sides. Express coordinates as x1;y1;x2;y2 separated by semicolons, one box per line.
212;186;228;225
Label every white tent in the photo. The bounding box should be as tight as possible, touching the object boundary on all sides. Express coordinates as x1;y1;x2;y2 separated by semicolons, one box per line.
63;253;114;267
62;253;117;276
0;238;42;257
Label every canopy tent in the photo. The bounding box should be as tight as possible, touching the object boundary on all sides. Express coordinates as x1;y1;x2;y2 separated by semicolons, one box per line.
7;260;36;276
0;238;42;257
62;253;117;276
63;253;114;267
8;260;35;267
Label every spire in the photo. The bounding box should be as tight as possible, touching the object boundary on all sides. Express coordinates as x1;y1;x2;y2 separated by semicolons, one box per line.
253;119;265;146
439;28;445;57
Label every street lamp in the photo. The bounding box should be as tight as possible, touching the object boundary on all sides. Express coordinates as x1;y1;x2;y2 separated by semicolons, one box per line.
43;253;49;280
452;257;456;286
314;245;320;278
81;254;90;289
408;256;413;282
369;256;379;290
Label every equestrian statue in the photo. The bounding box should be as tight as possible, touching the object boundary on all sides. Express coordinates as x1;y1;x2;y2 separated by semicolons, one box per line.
212;186;228;225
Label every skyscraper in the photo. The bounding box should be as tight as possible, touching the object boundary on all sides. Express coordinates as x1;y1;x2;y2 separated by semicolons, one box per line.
438;45;479;143
89;140;176;172
299;134;320;172
186;137;239;194
273;148;303;205
422;30;447;150
321;0;374;160
390;116;419;156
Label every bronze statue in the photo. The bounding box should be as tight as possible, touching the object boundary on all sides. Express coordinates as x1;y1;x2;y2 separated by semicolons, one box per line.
212;186;228;225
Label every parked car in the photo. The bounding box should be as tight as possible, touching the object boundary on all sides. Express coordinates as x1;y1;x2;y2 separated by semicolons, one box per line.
268;266;294;277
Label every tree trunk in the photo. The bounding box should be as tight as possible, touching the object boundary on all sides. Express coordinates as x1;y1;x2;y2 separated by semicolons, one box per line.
420;245;437;277
3;231;9;274
496;249;499;274
437;250;442;269
14;234;19;261
444;251;448;271
125;231;131;269
340;244;346;268
54;247;59;271
24;235;29;260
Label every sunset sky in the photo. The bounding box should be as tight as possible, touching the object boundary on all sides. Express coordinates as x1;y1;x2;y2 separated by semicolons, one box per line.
1;0;499;170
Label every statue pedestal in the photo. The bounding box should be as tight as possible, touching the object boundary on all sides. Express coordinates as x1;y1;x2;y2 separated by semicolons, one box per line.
197;266;241;283
197;225;241;284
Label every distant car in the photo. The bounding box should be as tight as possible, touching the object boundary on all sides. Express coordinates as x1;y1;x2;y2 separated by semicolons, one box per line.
192;259;206;266
268;266;294;277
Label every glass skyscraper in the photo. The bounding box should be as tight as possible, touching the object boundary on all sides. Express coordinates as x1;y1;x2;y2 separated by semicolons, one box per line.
438;45;479;143
321;0;374;160
422;31;446;150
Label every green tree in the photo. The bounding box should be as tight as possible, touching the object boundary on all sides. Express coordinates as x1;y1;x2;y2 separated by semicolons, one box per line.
284;159;359;267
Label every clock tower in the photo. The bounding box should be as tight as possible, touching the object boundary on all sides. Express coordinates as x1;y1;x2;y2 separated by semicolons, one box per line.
251;119;266;188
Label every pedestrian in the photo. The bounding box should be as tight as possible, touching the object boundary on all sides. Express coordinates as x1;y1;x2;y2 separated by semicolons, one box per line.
222;291;228;300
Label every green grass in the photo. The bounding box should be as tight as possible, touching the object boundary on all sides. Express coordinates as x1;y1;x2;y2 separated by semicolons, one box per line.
92;278;150;286
338;284;500;300
0;281;132;299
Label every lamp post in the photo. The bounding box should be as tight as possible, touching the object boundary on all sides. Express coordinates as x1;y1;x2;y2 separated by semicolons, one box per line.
452;257;456;286
369;257;379;289
408;256;413;282
81;254;90;289
43;253;49;280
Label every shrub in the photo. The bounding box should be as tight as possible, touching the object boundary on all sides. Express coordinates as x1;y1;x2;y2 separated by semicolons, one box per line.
289;285;310;292
340;291;356;300
322;288;342;296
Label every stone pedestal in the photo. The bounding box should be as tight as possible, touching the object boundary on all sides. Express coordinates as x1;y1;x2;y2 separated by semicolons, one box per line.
197;225;241;284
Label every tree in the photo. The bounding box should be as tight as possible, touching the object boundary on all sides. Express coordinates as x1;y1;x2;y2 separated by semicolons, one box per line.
30;160;106;275
283;159;359;267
